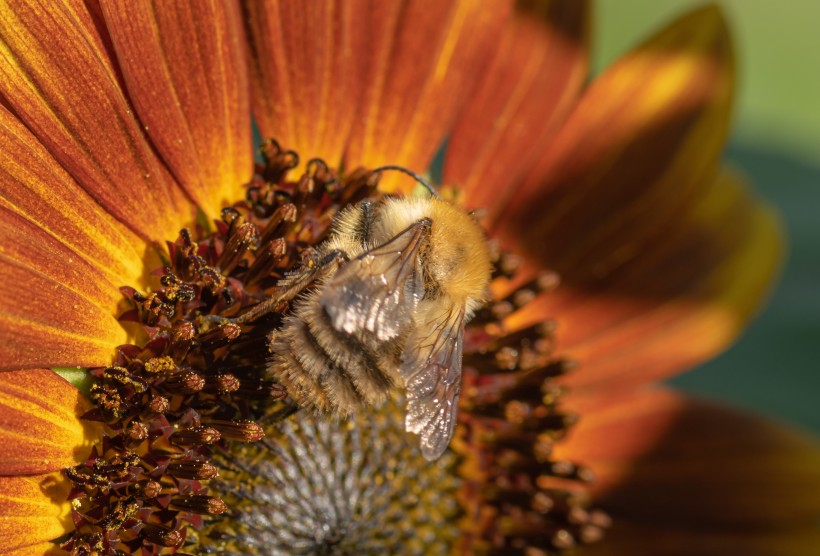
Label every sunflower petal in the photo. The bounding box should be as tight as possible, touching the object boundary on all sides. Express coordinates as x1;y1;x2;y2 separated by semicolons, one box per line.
0;106;146;289
499;7;780;392
4;543;64;556
0;370;99;474
0;107;141;369
340;0;513;191
243;0;372;170
506;4;734;220
0;0;192;241
101;0;252;221
444;0;588;213
0;473;71;553
558;389;820;555
508;170;782;394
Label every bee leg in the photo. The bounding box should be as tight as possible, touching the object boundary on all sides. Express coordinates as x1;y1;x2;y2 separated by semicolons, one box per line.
229;250;347;324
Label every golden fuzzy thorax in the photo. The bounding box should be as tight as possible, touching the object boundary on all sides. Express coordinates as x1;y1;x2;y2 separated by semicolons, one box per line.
373;197;492;316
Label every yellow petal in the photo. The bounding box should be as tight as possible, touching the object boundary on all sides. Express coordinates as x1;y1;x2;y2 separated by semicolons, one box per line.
0;0;193;242
0;473;71;553
445;0;589;215
101;0;252;221
504;5;734;231
0;370;100;474
0;105;146;291
558;388;820;555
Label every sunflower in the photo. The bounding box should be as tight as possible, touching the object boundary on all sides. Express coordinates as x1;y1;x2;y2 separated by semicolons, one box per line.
1;0;818;555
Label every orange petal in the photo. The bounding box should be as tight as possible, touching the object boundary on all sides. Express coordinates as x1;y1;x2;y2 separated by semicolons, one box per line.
4;543;65;556
0;472;72;553
243;0;372;171
444;0;588;214
557;389;820;554
101;0;252;221
506;4;734;221
497;7;780;393
0;107;139;369
507;170;782;395
0;105;146;290
584;522;820;556
341;0;514;191
0;370;100;474
0;0;193;242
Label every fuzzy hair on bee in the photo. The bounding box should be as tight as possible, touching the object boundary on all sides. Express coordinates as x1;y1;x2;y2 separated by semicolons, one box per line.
264;194;491;460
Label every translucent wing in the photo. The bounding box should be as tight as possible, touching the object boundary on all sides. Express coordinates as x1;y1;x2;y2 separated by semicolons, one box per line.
401;306;465;460
321;219;430;341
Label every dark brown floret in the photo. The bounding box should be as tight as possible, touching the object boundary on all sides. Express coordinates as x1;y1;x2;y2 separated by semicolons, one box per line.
455;244;609;555
65;140;604;555
64;140;382;555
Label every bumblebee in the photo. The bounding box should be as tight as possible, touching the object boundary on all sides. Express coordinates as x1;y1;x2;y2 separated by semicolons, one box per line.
236;185;491;460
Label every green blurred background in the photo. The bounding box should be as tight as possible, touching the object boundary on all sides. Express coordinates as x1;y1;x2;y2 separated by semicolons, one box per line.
596;1;819;433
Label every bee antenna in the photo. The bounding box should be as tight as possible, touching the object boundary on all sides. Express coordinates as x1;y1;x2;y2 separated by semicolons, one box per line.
371;165;441;199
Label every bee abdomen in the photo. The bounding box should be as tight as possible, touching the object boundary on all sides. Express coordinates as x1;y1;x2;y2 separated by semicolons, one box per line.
268;291;398;414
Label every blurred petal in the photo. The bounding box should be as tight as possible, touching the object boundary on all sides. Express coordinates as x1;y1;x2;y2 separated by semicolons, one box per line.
102;0;252;221
498;7;780;393
343;0;513;191
558;389;820;555
509;170;782;395
445;0;588;214
506;5;734;221
243;0;371;170
0;0;192;242
585;522;820;556
0;473;71;553
0;370;99;474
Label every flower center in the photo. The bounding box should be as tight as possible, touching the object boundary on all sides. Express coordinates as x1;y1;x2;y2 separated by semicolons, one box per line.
202;398;460;555
62;141;607;555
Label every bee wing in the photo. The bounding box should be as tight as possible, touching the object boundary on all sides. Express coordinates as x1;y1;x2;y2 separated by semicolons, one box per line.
401;306;465;461
321;219;430;341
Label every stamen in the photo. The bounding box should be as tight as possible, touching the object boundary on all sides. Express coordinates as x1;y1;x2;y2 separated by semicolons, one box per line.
169;494;228;515
166;459;220;480
457;246;609;554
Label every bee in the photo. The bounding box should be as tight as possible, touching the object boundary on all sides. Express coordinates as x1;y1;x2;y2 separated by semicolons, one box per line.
235;171;491;460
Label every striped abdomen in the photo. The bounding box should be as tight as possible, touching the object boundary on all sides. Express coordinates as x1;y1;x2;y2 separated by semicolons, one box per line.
268;289;405;415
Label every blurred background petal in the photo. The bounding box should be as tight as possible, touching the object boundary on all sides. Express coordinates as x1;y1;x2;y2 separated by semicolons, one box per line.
596;1;820;434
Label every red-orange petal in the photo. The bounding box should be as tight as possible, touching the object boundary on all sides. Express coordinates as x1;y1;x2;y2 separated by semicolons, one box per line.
0;107;141;370
0;106;146;289
243;0;372;171
101;0;252;221
340;0;513;192
506;5;734;222
507;170;782;396
0;0;193;242
444;0;589;215
497;7;780;393
0;472;71;553
0;370;99;474
557;389;820;554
